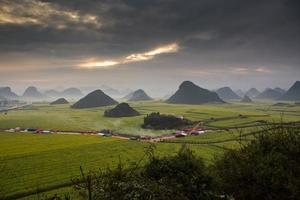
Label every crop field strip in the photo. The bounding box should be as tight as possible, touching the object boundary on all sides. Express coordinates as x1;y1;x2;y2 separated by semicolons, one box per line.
0;132;221;199
0;101;299;135
0;101;299;199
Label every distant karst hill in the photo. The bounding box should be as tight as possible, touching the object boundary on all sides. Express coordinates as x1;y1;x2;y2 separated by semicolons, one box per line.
61;88;83;98
274;87;286;94
0;87;19;99
45;89;61;97
50;98;69;105
278;81;300;101
216;87;241;100
71;90;118;109
255;88;282;99
167;81;224;104
245;88;261;98
123;91;134;100
241;95;253;103
236;89;245;98
23;86;44;99
104;103;140;117
128;89;152;101
44;88;83;99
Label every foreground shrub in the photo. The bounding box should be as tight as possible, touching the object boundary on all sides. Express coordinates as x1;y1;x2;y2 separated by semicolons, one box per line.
72;145;220;200
214;126;300;200
142;146;219;200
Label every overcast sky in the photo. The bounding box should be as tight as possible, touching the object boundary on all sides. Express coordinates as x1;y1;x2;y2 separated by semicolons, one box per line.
0;0;299;96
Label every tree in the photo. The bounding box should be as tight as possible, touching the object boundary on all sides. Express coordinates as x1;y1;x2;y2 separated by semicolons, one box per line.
214;126;300;200
142;145;220;200
73;145;221;200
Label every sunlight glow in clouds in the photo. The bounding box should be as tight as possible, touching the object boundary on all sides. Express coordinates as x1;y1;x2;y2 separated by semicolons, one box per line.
255;67;272;73
79;60;120;69
79;43;179;68
0;0;101;29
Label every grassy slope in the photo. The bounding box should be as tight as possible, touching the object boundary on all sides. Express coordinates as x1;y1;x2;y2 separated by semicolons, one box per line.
0;132;220;199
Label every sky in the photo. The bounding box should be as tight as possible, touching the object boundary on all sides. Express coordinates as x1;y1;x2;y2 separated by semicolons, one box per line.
0;0;299;96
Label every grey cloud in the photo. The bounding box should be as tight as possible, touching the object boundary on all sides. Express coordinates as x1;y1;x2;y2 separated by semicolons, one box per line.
0;0;299;93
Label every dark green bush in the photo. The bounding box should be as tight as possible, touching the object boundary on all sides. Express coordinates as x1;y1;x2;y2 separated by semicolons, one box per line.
72;145;220;200
214;127;300;200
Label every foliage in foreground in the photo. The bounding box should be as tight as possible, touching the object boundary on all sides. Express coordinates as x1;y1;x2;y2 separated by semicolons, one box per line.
71;145;220;200
43;126;300;200
214;126;300;200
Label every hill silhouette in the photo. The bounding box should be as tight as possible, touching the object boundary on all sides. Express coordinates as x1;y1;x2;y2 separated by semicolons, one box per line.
128;89;152;101
279;81;300;101
71;90;118;109
62;88;83;98
0;87;19;99
167;81;224;104
103;87;121;96
236;89;245;98
255;88;282;99
50;98;69;105
241;95;253;103
245;88;261;98
23;86;44;99
104;103;140;117
274;87;286;94
123;91;134;100
216;87;241;100
45;89;61;97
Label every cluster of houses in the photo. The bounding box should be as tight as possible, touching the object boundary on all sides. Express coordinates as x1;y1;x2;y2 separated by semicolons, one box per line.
5;127;114;137
4;125;207;141
6;127;56;134
175;128;205;138
174;122;206;138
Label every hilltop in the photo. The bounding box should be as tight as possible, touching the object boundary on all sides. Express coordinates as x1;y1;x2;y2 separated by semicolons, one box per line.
241;95;253;103
245;88;261;98
255;88;282;99
236;89;245;98
61;88;83;98
128;89;152;101
167;81;224;104
50;98;69;105
22;86;44;99
71;90;118;109
104;103;140;117
216;87;241;100
0;87;19;99
278;81;300;101
274;87;286;94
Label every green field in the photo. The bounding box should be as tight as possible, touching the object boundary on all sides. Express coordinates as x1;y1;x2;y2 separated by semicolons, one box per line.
0;101;299;199
0;132;222;199
0;101;299;135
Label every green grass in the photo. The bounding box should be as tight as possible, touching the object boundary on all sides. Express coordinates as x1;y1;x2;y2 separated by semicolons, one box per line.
0;101;299;199
0;132;221;199
0;101;299;136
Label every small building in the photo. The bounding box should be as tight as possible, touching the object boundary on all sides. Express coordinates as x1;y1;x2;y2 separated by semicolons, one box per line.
42;130;51;134
26;128;37;132
175;131;187;138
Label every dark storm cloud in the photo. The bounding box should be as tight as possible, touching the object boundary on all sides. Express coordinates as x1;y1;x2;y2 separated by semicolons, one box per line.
0;0;299;93
0;0;299;60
